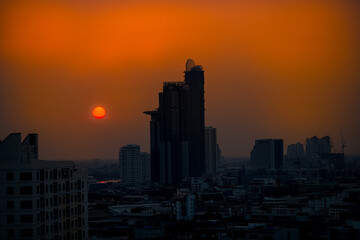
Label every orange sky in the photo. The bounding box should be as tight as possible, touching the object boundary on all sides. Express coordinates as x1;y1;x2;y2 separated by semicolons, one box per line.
0;0;359;159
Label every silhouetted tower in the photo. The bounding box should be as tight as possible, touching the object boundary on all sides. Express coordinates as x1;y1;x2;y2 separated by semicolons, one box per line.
251;139;283;169
306;136;331;159
184;59;205;177
144;59;205;184
143;110;161;183
205;126;218;174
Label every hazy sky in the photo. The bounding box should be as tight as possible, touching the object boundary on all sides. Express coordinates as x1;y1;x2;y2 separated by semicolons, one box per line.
0;0;359;160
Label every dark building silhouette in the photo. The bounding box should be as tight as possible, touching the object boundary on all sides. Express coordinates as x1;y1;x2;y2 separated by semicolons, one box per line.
205;126;219;174
144;59;205;184
251;139;283;169
285;142;306;169
306;136;331;159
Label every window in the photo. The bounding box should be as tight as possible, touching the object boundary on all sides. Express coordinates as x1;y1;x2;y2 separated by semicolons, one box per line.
40;184;44;194
20;229;33;238
20;215;33;223
7;229;15;238
40;170;44;181
20;200;32;209
6;172;14;181
54;209;58;219
20;172;32;181
6;187;14;195
7;201;14;209
20;186;32;195
40;198;45;208
7;215;15;224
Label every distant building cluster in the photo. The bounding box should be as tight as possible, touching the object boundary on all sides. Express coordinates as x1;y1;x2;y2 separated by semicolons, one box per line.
250;136;345;171
0;133;88;240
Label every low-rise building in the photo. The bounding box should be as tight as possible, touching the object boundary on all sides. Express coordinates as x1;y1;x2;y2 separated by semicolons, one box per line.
0;133;88;240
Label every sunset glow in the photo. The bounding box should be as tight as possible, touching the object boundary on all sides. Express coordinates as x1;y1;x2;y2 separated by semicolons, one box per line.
0;0;359;159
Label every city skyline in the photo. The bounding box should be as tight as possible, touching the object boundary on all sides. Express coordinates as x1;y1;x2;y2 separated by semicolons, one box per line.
0;0;359;160
1;2;360;239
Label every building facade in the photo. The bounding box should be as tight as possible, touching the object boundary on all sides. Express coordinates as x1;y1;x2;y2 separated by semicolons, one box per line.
119;144;151;185
306;136;331;159
251;139;283;169
0;133;88;240
172;194;195;222
205;126;218;174
144;59;205;184
285;143;306;169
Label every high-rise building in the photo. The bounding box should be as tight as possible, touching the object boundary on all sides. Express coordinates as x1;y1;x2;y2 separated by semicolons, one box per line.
216;144;223;167
251;139;283;169
285;143;305;168
205;126;218;174
119;144;151;185
306;136;331;159
0;133;88;240
144;59;205;184
140;152;151;183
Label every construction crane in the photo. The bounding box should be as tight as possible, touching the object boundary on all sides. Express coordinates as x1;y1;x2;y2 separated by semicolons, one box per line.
340;128;346;154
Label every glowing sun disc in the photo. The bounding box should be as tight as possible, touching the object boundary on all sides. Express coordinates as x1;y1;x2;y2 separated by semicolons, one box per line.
93;106;106;119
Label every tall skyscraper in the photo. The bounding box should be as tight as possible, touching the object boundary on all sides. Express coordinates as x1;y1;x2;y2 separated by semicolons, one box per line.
0;133;88;240
306;136;331;159
119;144;151;185
205;126;218;174
251;139;283;169
144;59;205;184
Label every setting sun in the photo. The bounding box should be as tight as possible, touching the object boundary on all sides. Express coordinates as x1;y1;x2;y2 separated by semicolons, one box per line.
92;106;106;119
